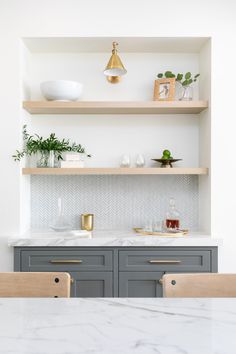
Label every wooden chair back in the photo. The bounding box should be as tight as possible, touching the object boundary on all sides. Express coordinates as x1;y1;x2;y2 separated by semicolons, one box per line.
0;272;71;297
162;273;236;297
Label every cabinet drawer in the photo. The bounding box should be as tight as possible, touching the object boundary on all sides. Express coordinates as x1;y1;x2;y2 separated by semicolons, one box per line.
21;250;113;271
119;250;211;272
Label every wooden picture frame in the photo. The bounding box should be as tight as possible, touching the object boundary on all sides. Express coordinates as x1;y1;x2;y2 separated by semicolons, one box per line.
153;78;175;101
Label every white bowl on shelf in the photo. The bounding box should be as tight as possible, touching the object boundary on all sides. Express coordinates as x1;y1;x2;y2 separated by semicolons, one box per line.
40;80;83;101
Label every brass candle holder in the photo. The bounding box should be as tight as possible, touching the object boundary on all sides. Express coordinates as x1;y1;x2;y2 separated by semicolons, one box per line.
81;214;94;231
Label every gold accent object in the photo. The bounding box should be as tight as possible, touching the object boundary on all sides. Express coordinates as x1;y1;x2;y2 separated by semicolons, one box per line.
148;260;182;264
50;260;83;264
107;75;121;84
104;42;127;83
81;213;94;231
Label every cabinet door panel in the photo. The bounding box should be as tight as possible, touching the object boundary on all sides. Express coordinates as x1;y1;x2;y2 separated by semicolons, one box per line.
71;272;113;297
119;272;163;297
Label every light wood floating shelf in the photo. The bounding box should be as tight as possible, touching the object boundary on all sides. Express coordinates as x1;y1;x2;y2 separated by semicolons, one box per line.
22;168;208;176
23;101;208;115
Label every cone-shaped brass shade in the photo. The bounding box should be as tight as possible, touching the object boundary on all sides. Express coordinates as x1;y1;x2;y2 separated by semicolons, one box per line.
104;42;127;77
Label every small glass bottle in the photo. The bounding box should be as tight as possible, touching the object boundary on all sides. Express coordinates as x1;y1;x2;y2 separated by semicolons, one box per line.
165;197;180;230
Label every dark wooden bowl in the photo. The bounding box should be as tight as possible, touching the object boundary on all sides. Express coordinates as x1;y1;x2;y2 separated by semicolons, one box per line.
151;158;182;168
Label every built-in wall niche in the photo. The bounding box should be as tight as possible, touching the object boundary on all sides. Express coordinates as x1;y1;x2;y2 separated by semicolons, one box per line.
20;37;211;233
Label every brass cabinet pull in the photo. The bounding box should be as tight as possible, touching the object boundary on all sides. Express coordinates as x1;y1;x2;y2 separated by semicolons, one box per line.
148;260;181;264
50;259;83;264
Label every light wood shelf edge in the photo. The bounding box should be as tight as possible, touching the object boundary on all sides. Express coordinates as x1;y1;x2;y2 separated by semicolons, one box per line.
22;167;208;175
23;101;208;115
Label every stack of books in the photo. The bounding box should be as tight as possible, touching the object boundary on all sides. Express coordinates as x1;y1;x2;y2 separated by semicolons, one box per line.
60;153;85;168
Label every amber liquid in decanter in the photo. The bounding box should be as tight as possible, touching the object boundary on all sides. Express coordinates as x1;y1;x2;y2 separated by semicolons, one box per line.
166;219;180;229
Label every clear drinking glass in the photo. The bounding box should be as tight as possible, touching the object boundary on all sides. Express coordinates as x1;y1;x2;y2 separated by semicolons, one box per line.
153;221;162;232
143;220;153;232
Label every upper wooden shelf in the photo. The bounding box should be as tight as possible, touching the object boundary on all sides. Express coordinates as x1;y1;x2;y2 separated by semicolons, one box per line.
23;101;208;115
22;167;208;176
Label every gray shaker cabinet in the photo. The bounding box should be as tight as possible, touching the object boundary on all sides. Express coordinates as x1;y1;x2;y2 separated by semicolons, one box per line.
70;272;113;297
14;246;218;298
119;272;164;297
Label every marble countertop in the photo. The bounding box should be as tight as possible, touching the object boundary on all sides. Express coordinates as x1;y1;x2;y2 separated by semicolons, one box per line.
8;230;220;247
0;298;235;354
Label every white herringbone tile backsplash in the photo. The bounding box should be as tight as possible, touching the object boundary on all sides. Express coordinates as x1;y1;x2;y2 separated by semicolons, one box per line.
31;175;199;230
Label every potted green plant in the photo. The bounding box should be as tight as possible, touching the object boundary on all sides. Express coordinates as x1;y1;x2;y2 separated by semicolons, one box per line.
13;125;90;167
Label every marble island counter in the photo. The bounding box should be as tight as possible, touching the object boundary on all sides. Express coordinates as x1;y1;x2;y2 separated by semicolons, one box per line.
0;298;235;354
8;230;221;247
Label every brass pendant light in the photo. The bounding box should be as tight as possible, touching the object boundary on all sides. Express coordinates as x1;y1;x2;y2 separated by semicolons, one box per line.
104;42;127;84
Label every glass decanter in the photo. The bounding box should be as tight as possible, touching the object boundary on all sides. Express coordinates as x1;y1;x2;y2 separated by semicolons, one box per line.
50;197;72;232
165;197;180;230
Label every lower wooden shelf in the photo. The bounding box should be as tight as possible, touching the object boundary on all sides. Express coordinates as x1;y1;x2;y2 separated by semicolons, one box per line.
22;167;208;175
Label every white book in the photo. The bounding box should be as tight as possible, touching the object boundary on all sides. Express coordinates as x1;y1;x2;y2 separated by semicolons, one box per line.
60;161;85;168
64;153;84;161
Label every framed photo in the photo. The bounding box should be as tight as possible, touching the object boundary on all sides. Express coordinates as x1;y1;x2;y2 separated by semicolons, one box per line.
153;78;175;101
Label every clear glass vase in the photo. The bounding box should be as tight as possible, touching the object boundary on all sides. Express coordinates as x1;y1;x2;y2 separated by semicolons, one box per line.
37;150;55;168
120;154;131;168
179;85;193;101
135;154;145;168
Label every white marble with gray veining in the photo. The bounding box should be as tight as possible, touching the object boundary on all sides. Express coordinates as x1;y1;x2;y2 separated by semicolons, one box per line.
0;298;235;354
8;230;220;247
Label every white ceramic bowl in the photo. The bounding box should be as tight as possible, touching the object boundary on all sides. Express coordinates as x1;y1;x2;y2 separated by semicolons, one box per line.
40;80;83;101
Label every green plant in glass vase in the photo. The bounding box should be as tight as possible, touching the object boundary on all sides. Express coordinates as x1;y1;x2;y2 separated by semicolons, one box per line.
13;125;90;167
176;72;200;101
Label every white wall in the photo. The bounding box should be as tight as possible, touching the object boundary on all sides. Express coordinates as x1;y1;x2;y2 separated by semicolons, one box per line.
28;52;199;168
30;53;200;101
0;0;236;272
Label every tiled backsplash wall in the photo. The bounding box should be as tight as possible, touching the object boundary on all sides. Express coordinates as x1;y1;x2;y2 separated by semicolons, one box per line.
31;175;199;230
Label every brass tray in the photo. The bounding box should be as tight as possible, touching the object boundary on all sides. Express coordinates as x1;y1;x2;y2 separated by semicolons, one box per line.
133;228;188;237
